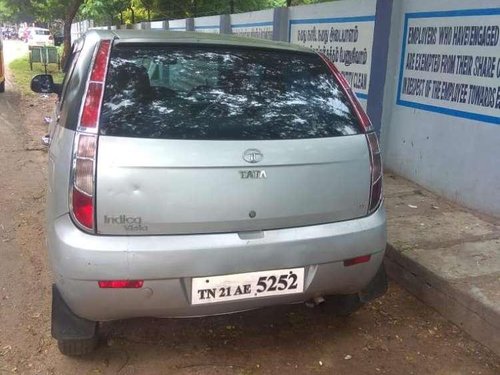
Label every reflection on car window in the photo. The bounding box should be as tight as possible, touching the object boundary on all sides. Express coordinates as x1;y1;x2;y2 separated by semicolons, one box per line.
100;45;361;140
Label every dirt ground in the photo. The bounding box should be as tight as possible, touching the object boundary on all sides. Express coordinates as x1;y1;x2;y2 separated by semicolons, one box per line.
0;41;499;375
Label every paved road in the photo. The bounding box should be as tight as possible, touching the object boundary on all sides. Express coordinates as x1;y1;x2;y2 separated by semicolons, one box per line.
4;40;27;62
2;40;28;88
0;40;498;375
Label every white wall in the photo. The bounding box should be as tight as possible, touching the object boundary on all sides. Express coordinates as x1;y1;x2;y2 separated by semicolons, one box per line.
169;19;187;31
381;0;500;216
150;21;164;30
71;20;93;43
194;15;220;33
230;9;274;40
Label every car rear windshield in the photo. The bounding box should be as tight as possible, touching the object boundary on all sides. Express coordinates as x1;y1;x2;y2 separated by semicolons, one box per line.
99;44;361;140
35;30;50;35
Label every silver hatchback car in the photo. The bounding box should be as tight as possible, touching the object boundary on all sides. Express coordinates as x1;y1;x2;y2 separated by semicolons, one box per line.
31;30;387;356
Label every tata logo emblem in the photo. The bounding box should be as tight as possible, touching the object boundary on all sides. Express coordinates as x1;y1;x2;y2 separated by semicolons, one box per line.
243;149;263;164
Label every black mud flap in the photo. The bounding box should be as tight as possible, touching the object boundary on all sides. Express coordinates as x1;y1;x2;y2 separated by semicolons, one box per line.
359;263;388;303
51;285;97;341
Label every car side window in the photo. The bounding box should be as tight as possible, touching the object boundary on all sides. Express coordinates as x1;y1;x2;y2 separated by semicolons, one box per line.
58;45;81;111
59;53;79;108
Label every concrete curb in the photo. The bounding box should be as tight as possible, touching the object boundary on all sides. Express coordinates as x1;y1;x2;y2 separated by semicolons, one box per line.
384;243;500;357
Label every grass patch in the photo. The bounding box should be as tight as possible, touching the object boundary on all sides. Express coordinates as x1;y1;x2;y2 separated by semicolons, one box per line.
9;53;64;95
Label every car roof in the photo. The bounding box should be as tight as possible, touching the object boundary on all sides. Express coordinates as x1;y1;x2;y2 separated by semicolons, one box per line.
84;29;314;54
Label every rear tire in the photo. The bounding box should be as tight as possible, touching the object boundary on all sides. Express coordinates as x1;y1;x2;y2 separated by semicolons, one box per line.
57;336;98;356
0;80;5;93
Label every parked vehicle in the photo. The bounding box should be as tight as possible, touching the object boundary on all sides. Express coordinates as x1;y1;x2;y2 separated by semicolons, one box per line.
27;27;54;49
0;34;4;92
53;31;64;47
31;30;387;356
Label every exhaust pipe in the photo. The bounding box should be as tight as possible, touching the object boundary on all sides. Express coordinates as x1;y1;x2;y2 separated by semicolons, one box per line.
305;296;325;308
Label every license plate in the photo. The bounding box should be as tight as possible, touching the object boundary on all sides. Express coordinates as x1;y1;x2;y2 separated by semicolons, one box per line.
191;268;305;305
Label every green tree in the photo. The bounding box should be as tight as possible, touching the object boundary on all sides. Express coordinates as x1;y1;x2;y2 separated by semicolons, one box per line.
34;0;84;63
81;0;129;26
152;0;282;19
0;0;35;23
140;0;154;21
0;1;15;23
79;0;335;29
152;0;190;19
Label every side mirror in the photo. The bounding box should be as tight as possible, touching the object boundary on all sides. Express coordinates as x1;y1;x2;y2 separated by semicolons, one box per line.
31;74;57;94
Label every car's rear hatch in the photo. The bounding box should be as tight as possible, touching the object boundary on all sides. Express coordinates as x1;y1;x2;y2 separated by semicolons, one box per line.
94;43;371;235
33;29;51;44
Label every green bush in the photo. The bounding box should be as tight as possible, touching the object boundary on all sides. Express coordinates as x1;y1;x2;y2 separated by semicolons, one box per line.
9;53;64;95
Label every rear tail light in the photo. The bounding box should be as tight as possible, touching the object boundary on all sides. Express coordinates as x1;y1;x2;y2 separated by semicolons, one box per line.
98;280;144;288
318;52;373;132
80;82;104;128
70;40;112;232
79;39;111;131
318;53;382;213
344;255;371;267
367;132;383;213
71;134;96;231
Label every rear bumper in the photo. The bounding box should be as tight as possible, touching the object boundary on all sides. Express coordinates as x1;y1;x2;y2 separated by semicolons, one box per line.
48;206;387;321
28;41;54;49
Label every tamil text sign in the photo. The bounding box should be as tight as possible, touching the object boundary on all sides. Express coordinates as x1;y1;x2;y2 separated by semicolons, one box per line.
289;16;375;100
231;21;273;40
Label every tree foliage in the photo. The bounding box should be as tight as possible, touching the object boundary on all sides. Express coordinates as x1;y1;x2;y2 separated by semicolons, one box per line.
82;0;332;25
81;0;129;26
1;0;334;36
0;0;35;23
